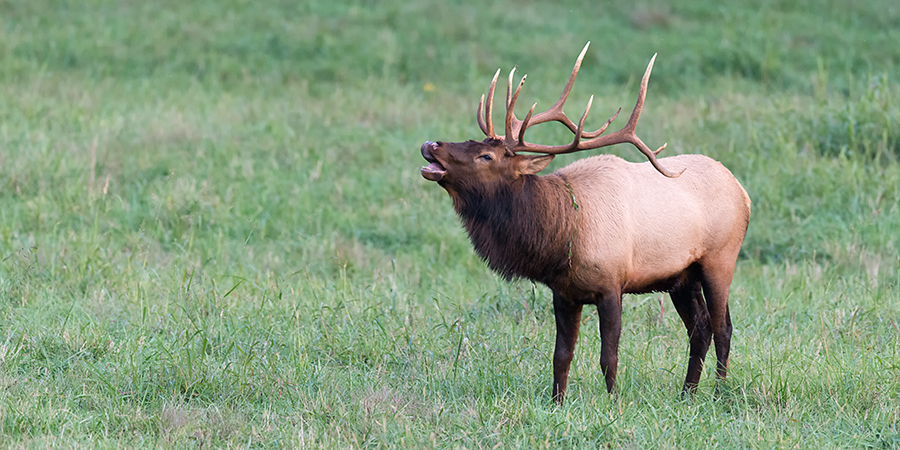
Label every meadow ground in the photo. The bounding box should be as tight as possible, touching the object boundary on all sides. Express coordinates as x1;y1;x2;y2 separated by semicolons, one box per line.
1;0;899;448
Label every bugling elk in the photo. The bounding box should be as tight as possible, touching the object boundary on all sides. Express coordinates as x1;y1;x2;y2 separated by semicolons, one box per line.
420;43;751;403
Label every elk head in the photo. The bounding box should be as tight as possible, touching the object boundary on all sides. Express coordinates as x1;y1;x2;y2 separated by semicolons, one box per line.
421;41;682;193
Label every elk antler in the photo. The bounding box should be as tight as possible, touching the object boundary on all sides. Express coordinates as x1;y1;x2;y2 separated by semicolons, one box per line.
476;42;683;178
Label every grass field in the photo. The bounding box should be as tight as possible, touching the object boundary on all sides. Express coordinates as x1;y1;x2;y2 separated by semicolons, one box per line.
1;0;899;448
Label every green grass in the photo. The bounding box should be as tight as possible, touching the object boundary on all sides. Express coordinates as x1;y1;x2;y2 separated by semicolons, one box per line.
1;0;899;448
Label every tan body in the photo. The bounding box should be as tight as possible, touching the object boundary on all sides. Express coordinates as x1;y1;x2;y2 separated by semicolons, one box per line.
558;153;750;299
420;44;751;402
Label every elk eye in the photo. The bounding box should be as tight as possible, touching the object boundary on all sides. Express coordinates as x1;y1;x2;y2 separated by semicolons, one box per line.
478;154;493;162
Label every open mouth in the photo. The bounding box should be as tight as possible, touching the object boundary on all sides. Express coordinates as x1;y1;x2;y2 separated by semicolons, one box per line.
421;161;446;181
420;141;447;181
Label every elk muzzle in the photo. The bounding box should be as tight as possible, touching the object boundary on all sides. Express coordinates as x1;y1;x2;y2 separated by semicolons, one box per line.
420;141;447;181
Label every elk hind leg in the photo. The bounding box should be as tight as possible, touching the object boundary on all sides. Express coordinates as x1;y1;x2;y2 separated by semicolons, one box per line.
670;276;712;393
700;263;735;380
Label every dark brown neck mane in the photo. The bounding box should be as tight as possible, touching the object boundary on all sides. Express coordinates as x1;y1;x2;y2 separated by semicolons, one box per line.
449;174;575;284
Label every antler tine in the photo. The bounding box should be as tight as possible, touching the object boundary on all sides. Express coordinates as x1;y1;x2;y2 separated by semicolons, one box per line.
574;95;594;145
476;68;502;139
477;94;488;136
505;69;527;144
622;53;655;135
582;107;620;139
505;66;515;109
517;103;537;146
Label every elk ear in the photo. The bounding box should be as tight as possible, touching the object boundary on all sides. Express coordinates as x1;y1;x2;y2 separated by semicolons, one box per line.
516;154;555;175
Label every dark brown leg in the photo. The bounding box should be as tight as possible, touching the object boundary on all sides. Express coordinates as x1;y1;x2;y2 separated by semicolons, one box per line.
552;290;582;404
670;278;712;393
700;267;734;380
596;291;623;393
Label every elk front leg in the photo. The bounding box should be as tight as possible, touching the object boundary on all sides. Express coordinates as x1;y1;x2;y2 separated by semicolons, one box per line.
596;291;623;393
552;291;583;404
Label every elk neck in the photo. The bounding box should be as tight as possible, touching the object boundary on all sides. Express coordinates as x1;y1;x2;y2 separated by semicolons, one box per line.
449;173;577;284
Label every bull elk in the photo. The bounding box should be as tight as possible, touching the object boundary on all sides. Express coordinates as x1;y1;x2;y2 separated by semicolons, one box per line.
420;43;751;403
